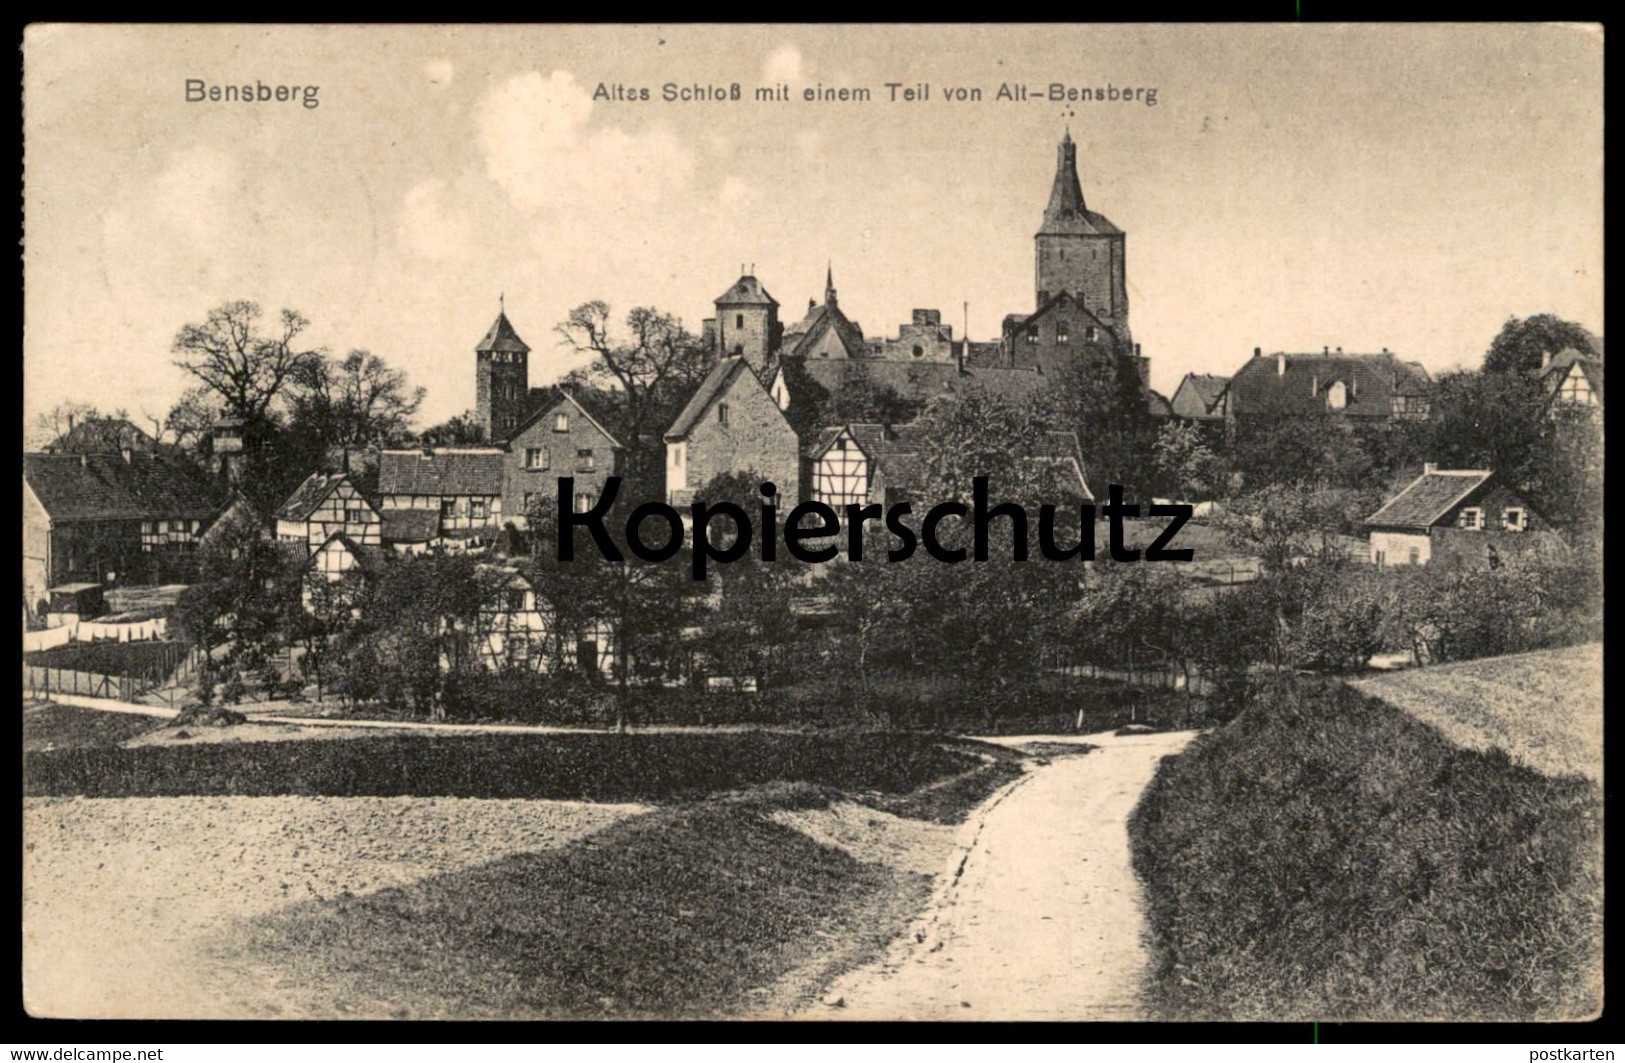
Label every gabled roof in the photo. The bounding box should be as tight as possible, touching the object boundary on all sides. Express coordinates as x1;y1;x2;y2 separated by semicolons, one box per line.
1229;351;1433;419
1542;348;1604;404
666;357;765;440
1365;469;1495;530
714;274;778;307
1148;390;1174;418
783;299;868;360
1173;373;1231;416
274;472;357;522
378;448;506;496
785;358;1048;410
23;451;222;523
476;311;530;354
379;508;442;544
310;531;388;574
501;388;624;448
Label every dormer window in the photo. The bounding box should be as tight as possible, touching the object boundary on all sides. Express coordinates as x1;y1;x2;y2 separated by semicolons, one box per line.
1457;507;1483;531
1327;380;1348;410
554;412;569;432
1502;508;1526;532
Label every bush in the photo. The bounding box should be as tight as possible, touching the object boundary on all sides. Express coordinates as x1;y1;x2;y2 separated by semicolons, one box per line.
1128;676;1602;1021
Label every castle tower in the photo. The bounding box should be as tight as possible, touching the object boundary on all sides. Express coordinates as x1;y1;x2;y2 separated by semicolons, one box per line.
714;271;781;379
475;303;530;442
1035;132;1129;344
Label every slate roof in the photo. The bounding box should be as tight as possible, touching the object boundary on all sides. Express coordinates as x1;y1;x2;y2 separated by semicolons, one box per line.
666;357;760;440
476;311;531;354
1039;132;1122;237
808;422;1090;499
1172;373;1230;418
714;274;778;307
274;472;352;522
378;449;506;496
787;358;1047;409
1147;390;1174;418
1229;351;1433;419
783;300;868;360
500;388;624;448
379;509;442;543
24;452;223;523
1365;469;1494;530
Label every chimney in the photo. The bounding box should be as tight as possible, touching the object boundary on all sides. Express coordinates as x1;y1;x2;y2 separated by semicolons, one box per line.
1381;346;1390;355
1336;346;1343;354
1423;462;1437;475
1253;347;1262;359
1541;349;1553;370
67;413;75;435
1276;352;1287;377
1323;345;1329;355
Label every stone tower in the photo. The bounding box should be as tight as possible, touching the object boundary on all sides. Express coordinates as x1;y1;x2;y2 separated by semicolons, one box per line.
475;305;530;442
1034;132;1129;345
714;272;781;379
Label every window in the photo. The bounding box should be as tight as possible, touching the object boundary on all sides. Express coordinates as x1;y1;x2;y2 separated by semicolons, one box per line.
345;507;364;524
441;499;456;520
574;491;595;513
523;491;536;511
1375;550;1387;567
471;500;487;521
525;447;548;470
554;412;569;432
506;635;529;663
735;313;744;329
912;345;924;358
718;403;730;427
577;448;595;471
1057;322;1069;343
506;588;527;612
672;445;682;467
1027;326;1038;344
1457;507;1482;531
1086;326;1099;342
834;438;846;451
1408;547;1421;565
1502;508;1526;532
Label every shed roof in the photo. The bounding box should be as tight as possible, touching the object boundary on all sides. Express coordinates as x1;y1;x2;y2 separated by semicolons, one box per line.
1365;469;1495;529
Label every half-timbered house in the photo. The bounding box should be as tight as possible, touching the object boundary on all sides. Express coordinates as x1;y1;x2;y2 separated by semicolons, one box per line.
377;448;506;551
273;473;381;553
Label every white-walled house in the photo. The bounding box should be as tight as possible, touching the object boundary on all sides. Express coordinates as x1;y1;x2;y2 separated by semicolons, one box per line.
1365;466;1546;567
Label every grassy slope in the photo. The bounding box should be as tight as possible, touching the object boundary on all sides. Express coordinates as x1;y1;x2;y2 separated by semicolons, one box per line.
1352;643;1603;781
207;785;968;1019
1128;678;1602;1021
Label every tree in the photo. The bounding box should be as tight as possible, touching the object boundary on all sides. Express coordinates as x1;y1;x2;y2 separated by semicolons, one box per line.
1231;408;1374;491
415;410;487;446
556;302;714;496
287;349;425;450
1038;339;1155;495
172;301;317;423
340;553;484;720
1151;420;1227;500
1213;482;1371;572
1482;314;1600;377
159;386;224;458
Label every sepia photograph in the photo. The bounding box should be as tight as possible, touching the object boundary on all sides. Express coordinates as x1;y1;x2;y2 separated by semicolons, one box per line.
20;23;1603;1024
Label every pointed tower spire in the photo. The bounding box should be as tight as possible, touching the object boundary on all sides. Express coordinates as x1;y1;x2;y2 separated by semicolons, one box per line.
1041;131;1089;232
825;262;837;308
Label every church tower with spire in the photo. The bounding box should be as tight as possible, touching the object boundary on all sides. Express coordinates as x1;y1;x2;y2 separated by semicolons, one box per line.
475;300;531;442
1034;131;1129;344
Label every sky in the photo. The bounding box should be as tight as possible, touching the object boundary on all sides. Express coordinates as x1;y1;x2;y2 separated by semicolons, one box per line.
22;23;1604;433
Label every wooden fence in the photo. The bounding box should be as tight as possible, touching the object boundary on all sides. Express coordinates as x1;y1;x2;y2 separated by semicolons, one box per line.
23;643;201;708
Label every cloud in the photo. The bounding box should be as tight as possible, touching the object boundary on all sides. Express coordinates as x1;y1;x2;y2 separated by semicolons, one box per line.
475;70;694;215
425;59;455;87
762;44;803;84
397;179;471;260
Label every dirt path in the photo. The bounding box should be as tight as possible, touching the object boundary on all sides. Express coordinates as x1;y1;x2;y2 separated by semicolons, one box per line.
816;730;1198;1021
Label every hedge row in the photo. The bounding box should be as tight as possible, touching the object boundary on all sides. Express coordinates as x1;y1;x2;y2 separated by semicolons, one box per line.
23;730;985;803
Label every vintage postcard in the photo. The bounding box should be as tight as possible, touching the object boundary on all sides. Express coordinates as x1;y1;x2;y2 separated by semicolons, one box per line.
21;23;1603;1023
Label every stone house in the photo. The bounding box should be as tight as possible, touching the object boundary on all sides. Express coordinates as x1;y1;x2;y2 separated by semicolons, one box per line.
1228;348;1432;423
664;355;801;506
1365;466;1547;568
500;389;624;526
